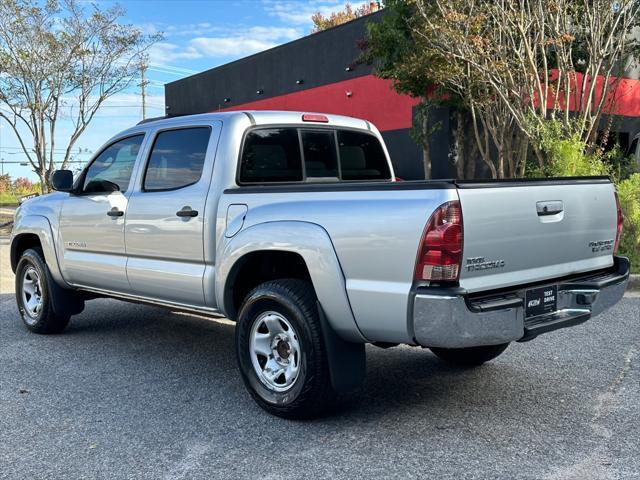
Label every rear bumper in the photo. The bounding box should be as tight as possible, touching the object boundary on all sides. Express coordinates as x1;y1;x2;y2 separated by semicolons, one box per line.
412;256;630;348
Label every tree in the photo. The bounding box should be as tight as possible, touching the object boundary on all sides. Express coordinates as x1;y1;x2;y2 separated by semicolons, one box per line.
363;0;441;178
13;176;34;194
0;173;10;193
364;0;483;178
312;2;381;33
365;0;640;178
0;0;161;192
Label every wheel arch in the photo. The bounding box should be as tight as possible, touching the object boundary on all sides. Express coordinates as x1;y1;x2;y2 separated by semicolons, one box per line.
11;233;42;272
224;250;312;318
10;215;68;287
216;221;366;343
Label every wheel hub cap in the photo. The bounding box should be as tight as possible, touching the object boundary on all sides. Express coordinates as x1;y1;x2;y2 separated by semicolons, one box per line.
273;335;291;362
249;312;301;392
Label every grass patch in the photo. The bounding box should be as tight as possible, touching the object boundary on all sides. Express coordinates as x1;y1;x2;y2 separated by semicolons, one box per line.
0;193;20;206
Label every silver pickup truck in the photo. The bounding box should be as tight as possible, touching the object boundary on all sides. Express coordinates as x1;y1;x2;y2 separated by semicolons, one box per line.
10;111;630;418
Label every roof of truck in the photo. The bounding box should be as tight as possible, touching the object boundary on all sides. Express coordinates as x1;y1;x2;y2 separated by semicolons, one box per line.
130;110;373;132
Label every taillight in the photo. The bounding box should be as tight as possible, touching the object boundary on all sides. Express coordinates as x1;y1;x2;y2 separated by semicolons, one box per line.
415;200;463;282
614;192;623;254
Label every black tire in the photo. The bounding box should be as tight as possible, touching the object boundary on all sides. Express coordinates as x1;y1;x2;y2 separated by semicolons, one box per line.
235;279;335;419
430;343;510;367
15;248;78;334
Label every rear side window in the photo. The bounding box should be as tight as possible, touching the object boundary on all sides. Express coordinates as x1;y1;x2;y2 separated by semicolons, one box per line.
143;127;211;191
240;128;303;183
338;130;390;180
239;127;391;184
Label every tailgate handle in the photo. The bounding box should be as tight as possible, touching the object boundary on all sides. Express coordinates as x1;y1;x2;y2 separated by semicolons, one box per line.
536;201;563;216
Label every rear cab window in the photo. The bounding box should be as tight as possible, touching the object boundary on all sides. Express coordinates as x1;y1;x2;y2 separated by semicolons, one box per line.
239;127;391;184
239;128;302;183
301;130;339;179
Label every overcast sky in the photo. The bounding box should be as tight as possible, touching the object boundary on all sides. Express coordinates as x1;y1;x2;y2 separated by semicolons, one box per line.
0;0;364;181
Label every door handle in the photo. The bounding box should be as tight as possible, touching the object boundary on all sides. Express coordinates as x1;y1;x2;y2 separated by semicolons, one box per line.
536;200;563;216
176;206;198;218
107;207;124;217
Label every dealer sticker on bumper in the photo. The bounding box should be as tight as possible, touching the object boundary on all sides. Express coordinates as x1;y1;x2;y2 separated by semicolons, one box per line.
525;285;558;318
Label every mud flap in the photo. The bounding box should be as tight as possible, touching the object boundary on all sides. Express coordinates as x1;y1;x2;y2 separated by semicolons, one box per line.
45;266;85;317
317;301;366;393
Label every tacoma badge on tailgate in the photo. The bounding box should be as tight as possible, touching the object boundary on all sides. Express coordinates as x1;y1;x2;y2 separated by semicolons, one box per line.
466;256;506;272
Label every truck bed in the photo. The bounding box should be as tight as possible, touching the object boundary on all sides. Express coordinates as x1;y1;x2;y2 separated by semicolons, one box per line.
222;175;618;343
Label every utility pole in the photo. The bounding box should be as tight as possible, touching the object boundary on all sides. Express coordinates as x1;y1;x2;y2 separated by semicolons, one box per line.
139;60;149;120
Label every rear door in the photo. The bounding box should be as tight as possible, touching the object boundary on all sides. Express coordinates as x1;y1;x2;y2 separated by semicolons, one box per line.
457;178;618;293
124;124;219;306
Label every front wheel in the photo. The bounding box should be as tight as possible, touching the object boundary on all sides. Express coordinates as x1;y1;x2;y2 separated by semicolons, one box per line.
429;343;510;367
235;279;336;419
15;248;84;334
15;248;71;334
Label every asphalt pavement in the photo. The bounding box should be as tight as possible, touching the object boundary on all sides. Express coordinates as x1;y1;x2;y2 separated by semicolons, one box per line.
0;245;639;479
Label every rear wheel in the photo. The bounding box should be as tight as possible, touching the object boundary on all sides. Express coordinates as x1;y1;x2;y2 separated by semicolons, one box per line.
430;343;509;367
235;279;335;419
15;248;81;334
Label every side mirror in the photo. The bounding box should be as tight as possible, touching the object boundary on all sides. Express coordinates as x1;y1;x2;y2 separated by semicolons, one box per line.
50;170;74;192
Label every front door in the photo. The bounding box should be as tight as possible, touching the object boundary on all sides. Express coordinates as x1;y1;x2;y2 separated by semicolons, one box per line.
58;134;145;292
125;125;217;306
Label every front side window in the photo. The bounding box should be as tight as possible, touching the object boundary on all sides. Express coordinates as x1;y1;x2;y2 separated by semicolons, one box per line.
83;135;144;193
143;127;211;191
240;128;303;183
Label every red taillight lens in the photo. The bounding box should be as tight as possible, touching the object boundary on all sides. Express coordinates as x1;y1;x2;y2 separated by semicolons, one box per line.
415;200;463;282
614;192;623;254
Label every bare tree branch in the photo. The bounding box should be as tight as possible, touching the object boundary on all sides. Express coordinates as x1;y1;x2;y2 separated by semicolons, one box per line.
0;0;162;191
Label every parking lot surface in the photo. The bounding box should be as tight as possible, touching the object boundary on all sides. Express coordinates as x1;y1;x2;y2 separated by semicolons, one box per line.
1;245;639;479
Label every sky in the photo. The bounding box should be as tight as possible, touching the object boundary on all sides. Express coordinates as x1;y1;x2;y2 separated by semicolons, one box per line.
0;0;366;181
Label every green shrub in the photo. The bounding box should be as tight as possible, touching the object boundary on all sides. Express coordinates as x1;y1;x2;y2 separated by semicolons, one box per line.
541;135;611;177
527;120;639;273
616;174;640;273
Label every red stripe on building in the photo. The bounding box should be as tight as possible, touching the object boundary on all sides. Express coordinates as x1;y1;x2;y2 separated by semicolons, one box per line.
541;71;640;116
610;77;640;116
219;73;640;131
219;75;420;131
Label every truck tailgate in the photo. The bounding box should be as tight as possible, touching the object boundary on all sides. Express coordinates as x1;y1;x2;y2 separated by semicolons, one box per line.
457;178;618;293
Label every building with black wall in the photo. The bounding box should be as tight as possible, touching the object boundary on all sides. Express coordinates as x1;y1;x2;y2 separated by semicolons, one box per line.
165;11;640;179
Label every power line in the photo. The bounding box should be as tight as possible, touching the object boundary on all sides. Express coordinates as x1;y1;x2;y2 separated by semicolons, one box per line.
58;104;165;108
0;159;87;164
149;63;198;76
0;146;93;152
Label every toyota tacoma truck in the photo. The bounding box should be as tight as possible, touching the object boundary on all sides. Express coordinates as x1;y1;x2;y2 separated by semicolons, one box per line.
10;111;630;419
